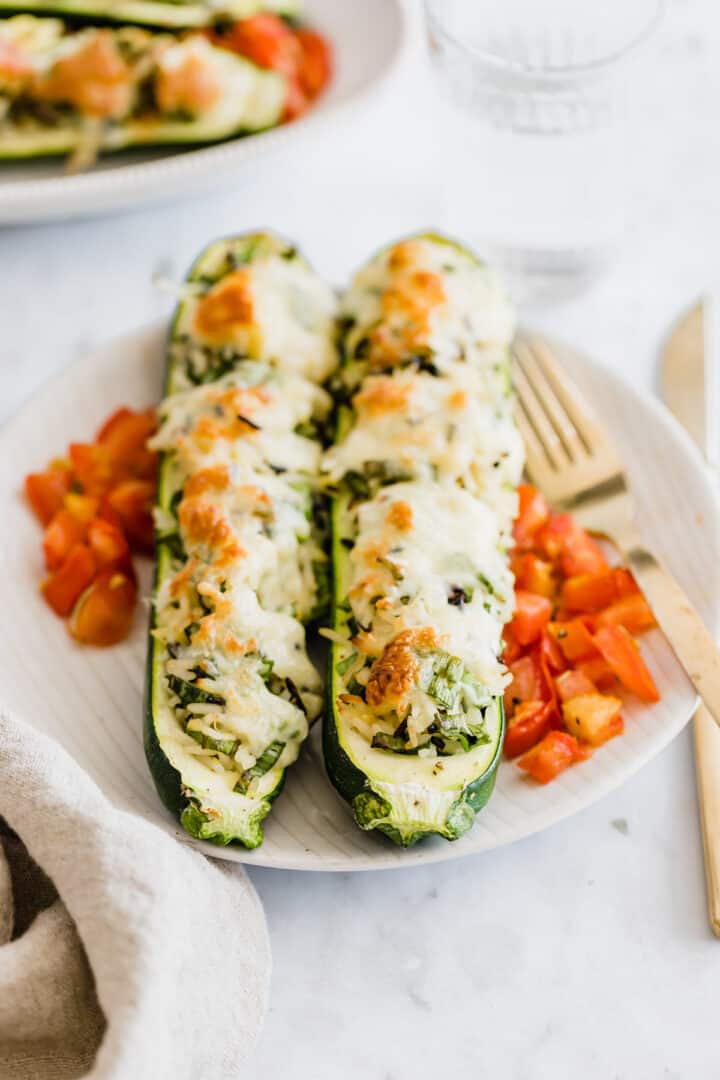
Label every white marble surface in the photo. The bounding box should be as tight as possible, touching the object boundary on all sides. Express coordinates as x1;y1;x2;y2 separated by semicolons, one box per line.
1;1;719;1077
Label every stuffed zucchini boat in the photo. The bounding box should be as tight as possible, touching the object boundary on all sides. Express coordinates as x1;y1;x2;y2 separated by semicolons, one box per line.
0;16;285;161
322;234;524;846
0;1;299;31
145;231;337;848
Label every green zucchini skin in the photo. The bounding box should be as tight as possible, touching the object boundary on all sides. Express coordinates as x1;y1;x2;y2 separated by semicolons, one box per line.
143;232;328;849
322;232;514;848
0;0;300;30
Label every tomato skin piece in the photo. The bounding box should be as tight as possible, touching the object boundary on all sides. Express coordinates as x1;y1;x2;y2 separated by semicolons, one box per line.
295;28;332;98
562;693;623;747
510;590;552;646
595;595;657;636
555;669;597;702
504;700;554;759
517;730;591;784
41;543;96;617
70;569;137;646
548;618;598;662
513;483;550;549
593;625;660;703
43;509;87;571
25;468;72;525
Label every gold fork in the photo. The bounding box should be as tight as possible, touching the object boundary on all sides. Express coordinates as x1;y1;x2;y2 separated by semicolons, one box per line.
512;333;720;726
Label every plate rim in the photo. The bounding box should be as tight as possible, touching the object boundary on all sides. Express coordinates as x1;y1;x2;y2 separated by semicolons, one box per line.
1;320;716;872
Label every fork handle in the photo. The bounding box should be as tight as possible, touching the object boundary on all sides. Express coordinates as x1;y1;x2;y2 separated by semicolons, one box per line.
623;544;720;727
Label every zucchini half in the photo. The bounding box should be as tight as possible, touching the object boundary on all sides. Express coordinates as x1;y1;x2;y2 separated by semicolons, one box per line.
322;233;520;847
144;232;337;848
0;31;285;160
0;0;300;30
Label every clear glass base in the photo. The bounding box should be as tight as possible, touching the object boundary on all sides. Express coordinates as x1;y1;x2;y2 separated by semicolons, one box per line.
477;241;617;306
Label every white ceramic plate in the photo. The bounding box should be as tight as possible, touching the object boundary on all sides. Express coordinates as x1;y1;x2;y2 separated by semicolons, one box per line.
0;323;717;871
0;0;408;224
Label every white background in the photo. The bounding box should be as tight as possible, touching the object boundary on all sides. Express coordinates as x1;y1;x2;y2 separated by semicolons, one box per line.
1;1;719;1077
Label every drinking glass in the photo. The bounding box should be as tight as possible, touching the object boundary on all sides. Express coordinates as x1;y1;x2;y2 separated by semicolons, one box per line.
423;0;665;302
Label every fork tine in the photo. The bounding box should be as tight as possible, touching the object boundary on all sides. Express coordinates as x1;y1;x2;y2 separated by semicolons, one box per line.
514;338;588;461
515;396;550;472
511;358;567;471
523;336;604;452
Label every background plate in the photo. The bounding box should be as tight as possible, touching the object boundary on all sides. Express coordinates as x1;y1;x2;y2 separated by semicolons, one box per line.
0;322;717;871
0;0;408;224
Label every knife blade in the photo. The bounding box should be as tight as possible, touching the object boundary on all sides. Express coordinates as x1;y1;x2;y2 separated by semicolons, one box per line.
660;298;720;938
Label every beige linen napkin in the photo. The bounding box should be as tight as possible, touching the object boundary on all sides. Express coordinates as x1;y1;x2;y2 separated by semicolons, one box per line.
0;710;271;1080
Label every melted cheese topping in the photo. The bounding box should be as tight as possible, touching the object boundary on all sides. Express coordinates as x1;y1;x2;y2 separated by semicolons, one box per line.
175;247;338;383
152;239;336;799
323;363;523;534
341;237;514;377
328;236;521;756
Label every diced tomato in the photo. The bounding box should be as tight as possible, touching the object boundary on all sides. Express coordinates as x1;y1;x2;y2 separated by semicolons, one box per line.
96;407;157;479
555;669;597;702
216;13;300;74
562;693;624;747
539;630;566;674
562;567;641;613
595;595;657;636
25;467;72;525
562;570;619;613
502;625;522;664
548;618;598;662
41;543;96;617
514;553;556;598
283;75;309;121
513;483;550;549
504;700;554;759
540;513;608;576
87;517;133;573
69;442;114;495
42;509;87;571
510;590;552;646
107;479;155;552
575;656;618;692
95;406;133;442
69;569;137;646
517;730;591;784
593;625;660;703
504;654;543;716
64;492;99;524
613;568;641;599
295;27;332;98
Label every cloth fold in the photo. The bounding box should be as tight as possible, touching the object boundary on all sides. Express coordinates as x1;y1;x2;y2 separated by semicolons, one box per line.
0;710;270;1080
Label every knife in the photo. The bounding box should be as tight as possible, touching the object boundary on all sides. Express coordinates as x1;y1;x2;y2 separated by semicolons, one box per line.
661;299;720;937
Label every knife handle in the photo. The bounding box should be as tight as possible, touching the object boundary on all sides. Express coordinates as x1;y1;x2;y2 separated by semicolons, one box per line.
694;705;720;937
